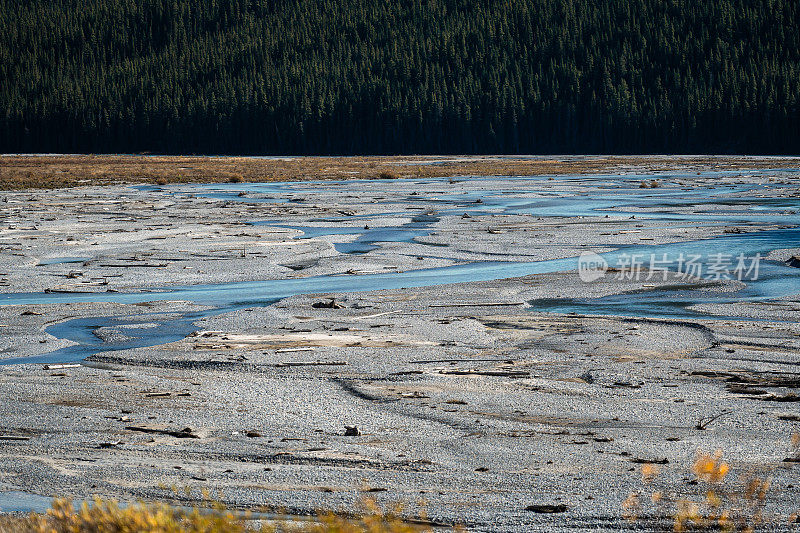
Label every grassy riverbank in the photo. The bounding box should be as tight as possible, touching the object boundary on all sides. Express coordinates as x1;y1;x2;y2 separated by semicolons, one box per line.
2;154;800;190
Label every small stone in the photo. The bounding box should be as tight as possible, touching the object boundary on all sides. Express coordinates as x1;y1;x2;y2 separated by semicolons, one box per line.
313;299;344;309
344;426;361;436
525;504;568;513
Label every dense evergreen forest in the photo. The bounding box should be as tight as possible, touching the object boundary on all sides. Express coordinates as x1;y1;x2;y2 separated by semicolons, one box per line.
1;0;799;154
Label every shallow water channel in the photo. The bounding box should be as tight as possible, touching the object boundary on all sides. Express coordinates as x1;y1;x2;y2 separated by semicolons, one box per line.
2;171;799;366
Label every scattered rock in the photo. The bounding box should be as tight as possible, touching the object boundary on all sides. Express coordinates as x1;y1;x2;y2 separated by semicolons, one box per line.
609;381;642;389
525;504;568;513
630;457;668;464
246;430;262;438
344;426;361;436
313;299;344;309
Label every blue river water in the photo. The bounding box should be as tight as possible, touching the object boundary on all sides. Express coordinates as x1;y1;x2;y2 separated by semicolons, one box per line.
2;170;799;365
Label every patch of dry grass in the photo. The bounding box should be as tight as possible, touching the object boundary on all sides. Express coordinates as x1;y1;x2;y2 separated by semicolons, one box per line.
623;435;800;531
1;154;798;190
0;496;442;533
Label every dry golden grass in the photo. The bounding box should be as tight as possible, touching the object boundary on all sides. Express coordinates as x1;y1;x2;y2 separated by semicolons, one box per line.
1;154;797;190
624;436;800;531
0;496;442;533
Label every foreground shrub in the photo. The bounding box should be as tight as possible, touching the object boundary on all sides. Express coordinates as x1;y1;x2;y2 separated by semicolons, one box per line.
0;497;435;533
623;435;800;531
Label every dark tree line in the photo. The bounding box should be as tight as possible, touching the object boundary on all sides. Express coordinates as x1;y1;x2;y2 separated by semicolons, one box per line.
1;0;799;154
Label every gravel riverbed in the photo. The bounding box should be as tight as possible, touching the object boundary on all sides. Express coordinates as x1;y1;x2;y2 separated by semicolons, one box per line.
0;163;799;530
